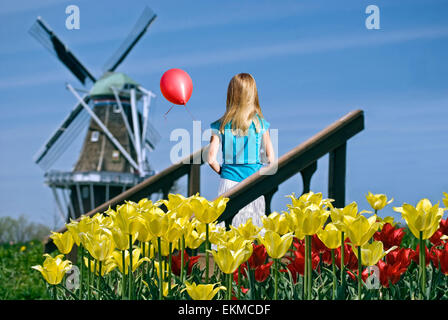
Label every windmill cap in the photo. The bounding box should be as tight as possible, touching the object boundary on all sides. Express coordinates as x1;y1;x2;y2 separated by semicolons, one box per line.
89;72;140;98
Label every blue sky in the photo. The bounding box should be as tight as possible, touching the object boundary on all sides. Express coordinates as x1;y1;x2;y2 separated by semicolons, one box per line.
0;0;447;229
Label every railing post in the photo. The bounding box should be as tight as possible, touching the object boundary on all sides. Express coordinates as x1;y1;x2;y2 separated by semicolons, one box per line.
187;164;201;196
264;187;278;215
328;142;346;208
300;161;317;194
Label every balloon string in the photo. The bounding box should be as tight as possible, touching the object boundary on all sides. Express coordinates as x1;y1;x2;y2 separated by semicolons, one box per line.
163;105;175;119
184;104;196;121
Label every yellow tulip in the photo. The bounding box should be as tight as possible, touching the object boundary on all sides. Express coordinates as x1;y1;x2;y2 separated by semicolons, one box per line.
190;195;229;224
107;248;150;274
144;207;169;238
32;254;72;285
50;231;74;255
262;212;290;235
286;204;329;238
317;223;344;249
366;192;394;211
161;193;194;219
111;227;136;251
182;281;226;300
343;215;380;247
443;192;448;208
394;199;445;240
184;222;205;249
110;203;140;235
286;191;333;210
81;229;115;261
352;241;396;266
258;230;294;259
66;219;81;246
376;216;397;228
233;218;261;241
211;245;248;274
330;202;370;232
163;217;183;244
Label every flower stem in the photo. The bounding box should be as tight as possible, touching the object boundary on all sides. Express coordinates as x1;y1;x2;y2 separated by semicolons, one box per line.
129;234;133;300
180;236;185;283
331;249;336;300
87;254;91;300
205;223;210;284
121;250;126;300
97;261;102;300
357;246;362;300
227;273;232;300
304;237;309;299
274;258;279;300
157;237;163;300
419;232;426;300
307;235;312;299
340;232;345;288
168;242;173;293
79;246;84;300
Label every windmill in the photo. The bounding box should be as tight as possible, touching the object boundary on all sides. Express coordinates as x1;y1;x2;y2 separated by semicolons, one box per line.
29;6;161;224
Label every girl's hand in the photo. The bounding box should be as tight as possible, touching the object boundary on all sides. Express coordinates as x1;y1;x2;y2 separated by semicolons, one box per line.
208;134;221;175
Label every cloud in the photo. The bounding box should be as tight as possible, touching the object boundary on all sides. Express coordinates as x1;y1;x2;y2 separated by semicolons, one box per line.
3;25;448;90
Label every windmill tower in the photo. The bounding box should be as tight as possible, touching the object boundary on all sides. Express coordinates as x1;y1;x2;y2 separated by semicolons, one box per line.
29;7;160;223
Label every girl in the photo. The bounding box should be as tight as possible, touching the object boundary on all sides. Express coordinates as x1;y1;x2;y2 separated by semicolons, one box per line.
208;73;275;228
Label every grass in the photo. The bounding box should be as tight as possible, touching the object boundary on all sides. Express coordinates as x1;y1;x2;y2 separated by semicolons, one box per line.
0;241;49;300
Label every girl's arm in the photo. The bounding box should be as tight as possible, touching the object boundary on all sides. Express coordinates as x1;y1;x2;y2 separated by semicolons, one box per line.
262;130;275;165
208;134;221;174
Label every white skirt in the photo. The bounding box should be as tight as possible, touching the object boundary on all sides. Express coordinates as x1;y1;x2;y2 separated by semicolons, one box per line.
217;178;265;228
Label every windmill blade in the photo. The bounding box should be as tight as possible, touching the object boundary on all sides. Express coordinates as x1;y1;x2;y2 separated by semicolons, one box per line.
29;17;96;85
144;121;161;151
103;6;157;72
34;95;91;171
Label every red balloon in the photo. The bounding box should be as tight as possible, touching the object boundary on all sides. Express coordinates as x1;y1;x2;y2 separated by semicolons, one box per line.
160;68;193;105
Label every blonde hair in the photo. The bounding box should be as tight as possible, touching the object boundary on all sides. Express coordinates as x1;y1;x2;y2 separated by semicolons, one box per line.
219;73;264;136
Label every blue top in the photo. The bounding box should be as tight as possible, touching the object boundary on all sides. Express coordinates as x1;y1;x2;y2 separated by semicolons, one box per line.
210;114;270;182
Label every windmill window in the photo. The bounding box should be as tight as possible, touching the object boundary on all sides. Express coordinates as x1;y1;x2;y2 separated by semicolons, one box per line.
82;186;89;199
113;104;121;113
112;150;120;162
91;131;100;142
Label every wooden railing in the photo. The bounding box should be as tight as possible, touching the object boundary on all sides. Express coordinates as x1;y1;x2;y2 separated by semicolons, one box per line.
44;109;364;253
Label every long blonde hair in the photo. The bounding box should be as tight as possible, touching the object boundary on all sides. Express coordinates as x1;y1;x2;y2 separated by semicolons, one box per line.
219;73;264;135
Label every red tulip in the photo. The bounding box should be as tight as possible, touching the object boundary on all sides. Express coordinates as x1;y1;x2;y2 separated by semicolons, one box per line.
373;223;405;250
347;269;369;282
439;246;448;275
386;248;414;268
334;244;358;271
255;261;274;283
248;244;267;269
171;250;199;276
377;259;408;288
282;247;320;282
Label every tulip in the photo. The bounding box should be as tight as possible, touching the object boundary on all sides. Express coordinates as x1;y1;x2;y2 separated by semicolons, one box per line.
257;230;293;300
352;241;396;266
81;229;115;262
83;256;115;276
394;199;446;299
366;191;393;212
394;199;445;240
171;250;200;276
262;212;290;235
248;243;268;269
108;248;150;274
32;254;72;286
317;223;342;250
50;231;74;255
182;281;226;300
233;218;261;240
343;215;380;247
286;191;333;211
373;223;405;250
254;261;274;282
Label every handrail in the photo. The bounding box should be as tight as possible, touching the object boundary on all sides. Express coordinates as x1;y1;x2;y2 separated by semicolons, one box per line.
44;109;364;253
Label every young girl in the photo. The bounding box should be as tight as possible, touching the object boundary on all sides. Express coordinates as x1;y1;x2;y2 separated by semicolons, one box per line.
208;73;275;228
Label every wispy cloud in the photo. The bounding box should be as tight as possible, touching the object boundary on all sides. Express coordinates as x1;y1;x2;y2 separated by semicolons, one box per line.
2;25;448;90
